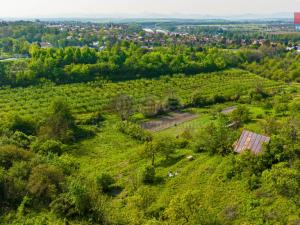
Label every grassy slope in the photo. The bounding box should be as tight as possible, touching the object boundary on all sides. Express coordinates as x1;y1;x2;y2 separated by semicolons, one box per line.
2;71;299;224
67;111;298;224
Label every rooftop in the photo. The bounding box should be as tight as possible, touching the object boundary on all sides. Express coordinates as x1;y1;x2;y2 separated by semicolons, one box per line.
234;130;270;154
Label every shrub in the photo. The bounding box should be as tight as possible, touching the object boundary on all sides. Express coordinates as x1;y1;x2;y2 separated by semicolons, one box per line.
79;112;105;126
118;121;152;142
191;92;211;107
39;99;76;143
5;161;31;206
8;114;36;135
10;131;33;149
31;139;64;155
230;105;251;126
141;165;155;184
262;162;299;197
27;164;65;203
96;173;115;193
0;145;33;169
165;97;181;111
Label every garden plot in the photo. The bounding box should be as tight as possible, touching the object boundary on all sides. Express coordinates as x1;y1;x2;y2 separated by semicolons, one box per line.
141;112;199;132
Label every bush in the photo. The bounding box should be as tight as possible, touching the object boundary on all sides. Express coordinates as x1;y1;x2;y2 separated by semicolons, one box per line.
165;97;181;111
142;165;156;184
5;161;31;206
39;99;76;143
27;164;65;203
0;145;33;169
10;131;33;149
230;105;251;126
8;115;36;135
31;139;64;155
262;163;299;197
118;121;152;142
191;92;211;107
96;173;115;193
79;112;105;126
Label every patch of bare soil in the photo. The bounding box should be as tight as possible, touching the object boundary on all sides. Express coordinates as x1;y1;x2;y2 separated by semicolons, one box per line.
141;112;199;132
221;106;237;114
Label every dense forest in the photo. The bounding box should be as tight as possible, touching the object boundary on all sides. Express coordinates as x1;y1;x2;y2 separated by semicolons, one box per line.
0;44;250;86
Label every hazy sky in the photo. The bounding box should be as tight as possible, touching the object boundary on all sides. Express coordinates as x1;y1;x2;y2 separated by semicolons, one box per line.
1;0;300;18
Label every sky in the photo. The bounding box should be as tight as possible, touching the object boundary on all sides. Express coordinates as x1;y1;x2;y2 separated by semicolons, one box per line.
1;0;300;18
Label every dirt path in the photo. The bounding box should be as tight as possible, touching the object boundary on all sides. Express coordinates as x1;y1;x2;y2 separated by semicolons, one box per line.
221;106;237;114
141;112;199;132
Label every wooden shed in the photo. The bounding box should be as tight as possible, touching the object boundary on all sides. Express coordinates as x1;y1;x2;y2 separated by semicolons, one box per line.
234;130;270;154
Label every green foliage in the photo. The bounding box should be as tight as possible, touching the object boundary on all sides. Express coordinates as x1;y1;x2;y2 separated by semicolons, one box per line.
27;164;65;204
193;117;236;155
245;52;300;82
0;145;33;169
9;131;32;149
7;114;36;135
191;92;212;107
0;70;277;121
31;139;64;155
39;98;76;142
142;136;176;165
110;94;134;120
262;162;299;197
165;97;181;111
164;190;203;224
0;167;5;202
141;165;156;184
96;173;115;193
118;121;152;142
78;112;105;126
230;105;251;126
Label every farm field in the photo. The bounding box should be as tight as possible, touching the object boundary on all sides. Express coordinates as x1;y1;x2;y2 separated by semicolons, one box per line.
0;69;280;122
141;112;199;132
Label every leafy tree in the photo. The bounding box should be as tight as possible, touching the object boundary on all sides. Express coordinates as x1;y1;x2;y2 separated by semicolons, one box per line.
164;190;202;224
194;117;235;155
141;165;156;184
142;136;175;165
0;167;5;203
230;105;251;126
27;164;65;203
39;99;75;142
110;94;134;120
262;162;299;197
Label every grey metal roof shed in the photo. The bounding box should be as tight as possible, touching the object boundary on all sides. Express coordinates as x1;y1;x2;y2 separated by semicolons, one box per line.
234;130;270;154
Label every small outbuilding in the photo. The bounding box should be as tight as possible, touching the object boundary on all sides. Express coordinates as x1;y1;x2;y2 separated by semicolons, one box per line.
234;130;270;154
